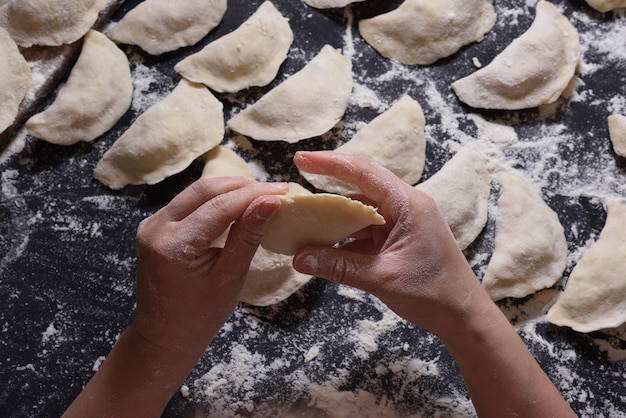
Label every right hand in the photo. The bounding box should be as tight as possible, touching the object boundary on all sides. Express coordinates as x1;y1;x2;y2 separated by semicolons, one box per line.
292;151;486;336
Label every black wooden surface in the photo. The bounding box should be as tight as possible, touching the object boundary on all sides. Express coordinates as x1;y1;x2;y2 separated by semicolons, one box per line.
1;0;625;417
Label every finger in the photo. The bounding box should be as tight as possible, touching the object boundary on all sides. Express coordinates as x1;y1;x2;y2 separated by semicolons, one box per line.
163;176;256;221
293;246;380;294
215;195;282;279
180;182;288;245
294;151;408;221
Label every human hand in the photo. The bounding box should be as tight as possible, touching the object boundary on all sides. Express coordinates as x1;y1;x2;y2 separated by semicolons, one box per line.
133;177;288;357
292;151;485;336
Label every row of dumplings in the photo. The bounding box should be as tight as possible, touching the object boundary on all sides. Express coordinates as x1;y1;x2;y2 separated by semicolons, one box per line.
2;0;625;330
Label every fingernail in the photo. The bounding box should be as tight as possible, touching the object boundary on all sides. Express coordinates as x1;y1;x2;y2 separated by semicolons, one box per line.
256;197;281;220
294;252;318;275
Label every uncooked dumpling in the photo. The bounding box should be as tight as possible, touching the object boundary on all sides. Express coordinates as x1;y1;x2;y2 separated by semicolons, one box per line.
359;0;496;66
261;190;385;256
547;200;626;333
584;0;626;12
26;30;132;145
0;0;106;47
303;0;366;8
94;79;224;189
300;96;426;195
608;114;626;158
175;1;293;93
416;147;490;250
451;1;580;110
482;171;568;300
227;45;352;143
107;0;227;55
0;26;32;135
202;146;254;179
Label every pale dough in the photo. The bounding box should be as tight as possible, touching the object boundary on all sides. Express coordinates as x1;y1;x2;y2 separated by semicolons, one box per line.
227;45;352;143
94;79;224;189
26;30;132;145
260;191;385;256
547;200;626;333
451;1;580;110
482;171;568;300
608;114;626;158
0;0;106;47
416;147;490;250
585;0;626;12
107;0;227;55
0;26;32;135
359;0;496;66
300;96;426;195
175;1;293;93
303;0;366;8
202;146;254;179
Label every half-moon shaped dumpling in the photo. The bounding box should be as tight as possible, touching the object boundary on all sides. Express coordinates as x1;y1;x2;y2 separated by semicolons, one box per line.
451;1;580;110
201;146;254;179
26;30;132;145
358;0;496;66
300;96;426;195
261;191;385;256
584;0;626;12
303;0;367;8
94;79;224;190
416;147;490;250
608;114;626;158
547;200;626;333
0;0;106;47
175;1;293;93
0;26;32;135
227;45;353;143
107;0;227;55
482;171;568;300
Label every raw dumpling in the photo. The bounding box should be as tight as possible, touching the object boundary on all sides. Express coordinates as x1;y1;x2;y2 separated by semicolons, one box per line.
261;190;385;256
0;26;32;135
94;79;224;189
451;1;580;110
227;45;352;143
0;0;106;47
608;114;626;158
26;30;132;145
416;147;490;250
107;0;227;55
359;0;495;66
300;96;426;195
547;200;626;333
584;0;626;12
482;171;568;300
202;146;254;179
175;1;293;93
303;0;366;8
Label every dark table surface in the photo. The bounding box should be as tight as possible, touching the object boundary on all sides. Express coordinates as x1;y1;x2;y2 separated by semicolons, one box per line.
1;0;625;416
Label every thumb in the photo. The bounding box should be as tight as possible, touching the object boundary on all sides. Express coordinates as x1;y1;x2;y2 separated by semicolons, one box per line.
293;247;377;291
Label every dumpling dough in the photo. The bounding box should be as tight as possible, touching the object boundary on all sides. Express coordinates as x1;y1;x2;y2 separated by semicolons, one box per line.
300;96;426;195
547;200;626;332
26;30;132;145
608;114;626;158
359;0;496;66
451;1;580;110
107;0;227;55
202;146;254;179
303;0;366;8
482;171;568;300
94;79;224;189
416;147;490;250
0;26;32;135
261;190;385;256
0;0;106;47
584;0;626;12
175;1;293;93
227;45;352;143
